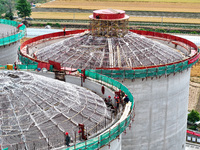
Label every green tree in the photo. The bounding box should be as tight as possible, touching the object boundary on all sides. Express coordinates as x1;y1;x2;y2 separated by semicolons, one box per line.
0;0;7;18
16;0;31;20
0;0;16;19
5;11;14;20
188;110;200;123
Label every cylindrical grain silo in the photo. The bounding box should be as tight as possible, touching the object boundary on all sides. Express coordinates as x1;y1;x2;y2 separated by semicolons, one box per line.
0;20;26;64
18;9;199;150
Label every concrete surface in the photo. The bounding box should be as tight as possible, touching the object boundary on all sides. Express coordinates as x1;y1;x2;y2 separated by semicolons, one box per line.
0;42;20;64
121;69;191;150
0;24;17;38
186;142;200;150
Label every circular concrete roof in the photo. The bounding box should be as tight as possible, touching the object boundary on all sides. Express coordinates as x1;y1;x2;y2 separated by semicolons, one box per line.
0;71;111;149
35;31;184;70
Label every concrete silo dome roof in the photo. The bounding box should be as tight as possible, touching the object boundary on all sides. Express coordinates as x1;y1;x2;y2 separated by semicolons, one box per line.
35;31;184;70
0;71;110;149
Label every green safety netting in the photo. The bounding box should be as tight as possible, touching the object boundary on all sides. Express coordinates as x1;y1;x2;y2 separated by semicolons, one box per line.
0;65;7;69
0;19;26;46
18;53;53;71
88;59;198;79
0;64;38;70
16;64;38;70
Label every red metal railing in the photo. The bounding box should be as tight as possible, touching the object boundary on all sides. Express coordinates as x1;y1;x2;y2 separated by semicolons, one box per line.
19;29;199;71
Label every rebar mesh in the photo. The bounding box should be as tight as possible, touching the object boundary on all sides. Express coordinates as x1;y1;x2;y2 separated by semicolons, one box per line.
0;71;112;149
35;31;184;70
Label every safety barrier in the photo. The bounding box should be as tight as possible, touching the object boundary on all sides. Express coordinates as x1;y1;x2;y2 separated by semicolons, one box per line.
20;30;86;50
18;48;54;71
131;30;199;51
0;64;37;70
64;70;135;150
0;64;53;71
0;19;26;46
88;58;198;79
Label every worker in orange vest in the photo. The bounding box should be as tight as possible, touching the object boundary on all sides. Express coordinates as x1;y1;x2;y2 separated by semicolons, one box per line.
114;96;120;115
116;96;120;109
63;26;66;36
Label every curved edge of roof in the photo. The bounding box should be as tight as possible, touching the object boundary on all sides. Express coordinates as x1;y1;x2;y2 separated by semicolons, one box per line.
19;29;200;79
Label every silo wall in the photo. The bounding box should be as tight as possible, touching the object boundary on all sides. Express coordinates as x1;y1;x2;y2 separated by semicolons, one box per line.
121;69;190;150
100;134;122;150
0;42;19;64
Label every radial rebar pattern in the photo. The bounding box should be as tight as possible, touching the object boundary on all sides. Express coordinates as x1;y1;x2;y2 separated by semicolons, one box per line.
35;31;184;69
0;71;111;150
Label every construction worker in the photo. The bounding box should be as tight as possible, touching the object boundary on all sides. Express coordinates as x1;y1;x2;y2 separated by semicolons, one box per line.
106;96;112;107
78;129;82;141
114;96;120;115
33;53;37;59
124;95;130;104
116;96;120;109
63;26;66;36
14;62;17;70
65;132;70;147
120;90;125;100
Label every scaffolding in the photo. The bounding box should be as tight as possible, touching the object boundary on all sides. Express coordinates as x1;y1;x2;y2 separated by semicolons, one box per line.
89;19;129;37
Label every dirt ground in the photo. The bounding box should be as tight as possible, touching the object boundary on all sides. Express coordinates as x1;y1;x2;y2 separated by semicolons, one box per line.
189;59;200;112
189;77;200;112
40;1;200;13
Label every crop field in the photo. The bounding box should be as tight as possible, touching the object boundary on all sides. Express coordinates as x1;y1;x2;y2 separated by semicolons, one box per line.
51;0;200;3
31;12;200;24
40;0;200;12
31;12;91;20
191;60;200;77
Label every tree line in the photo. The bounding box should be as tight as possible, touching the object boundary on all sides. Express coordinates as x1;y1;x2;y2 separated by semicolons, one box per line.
0;0;47;20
